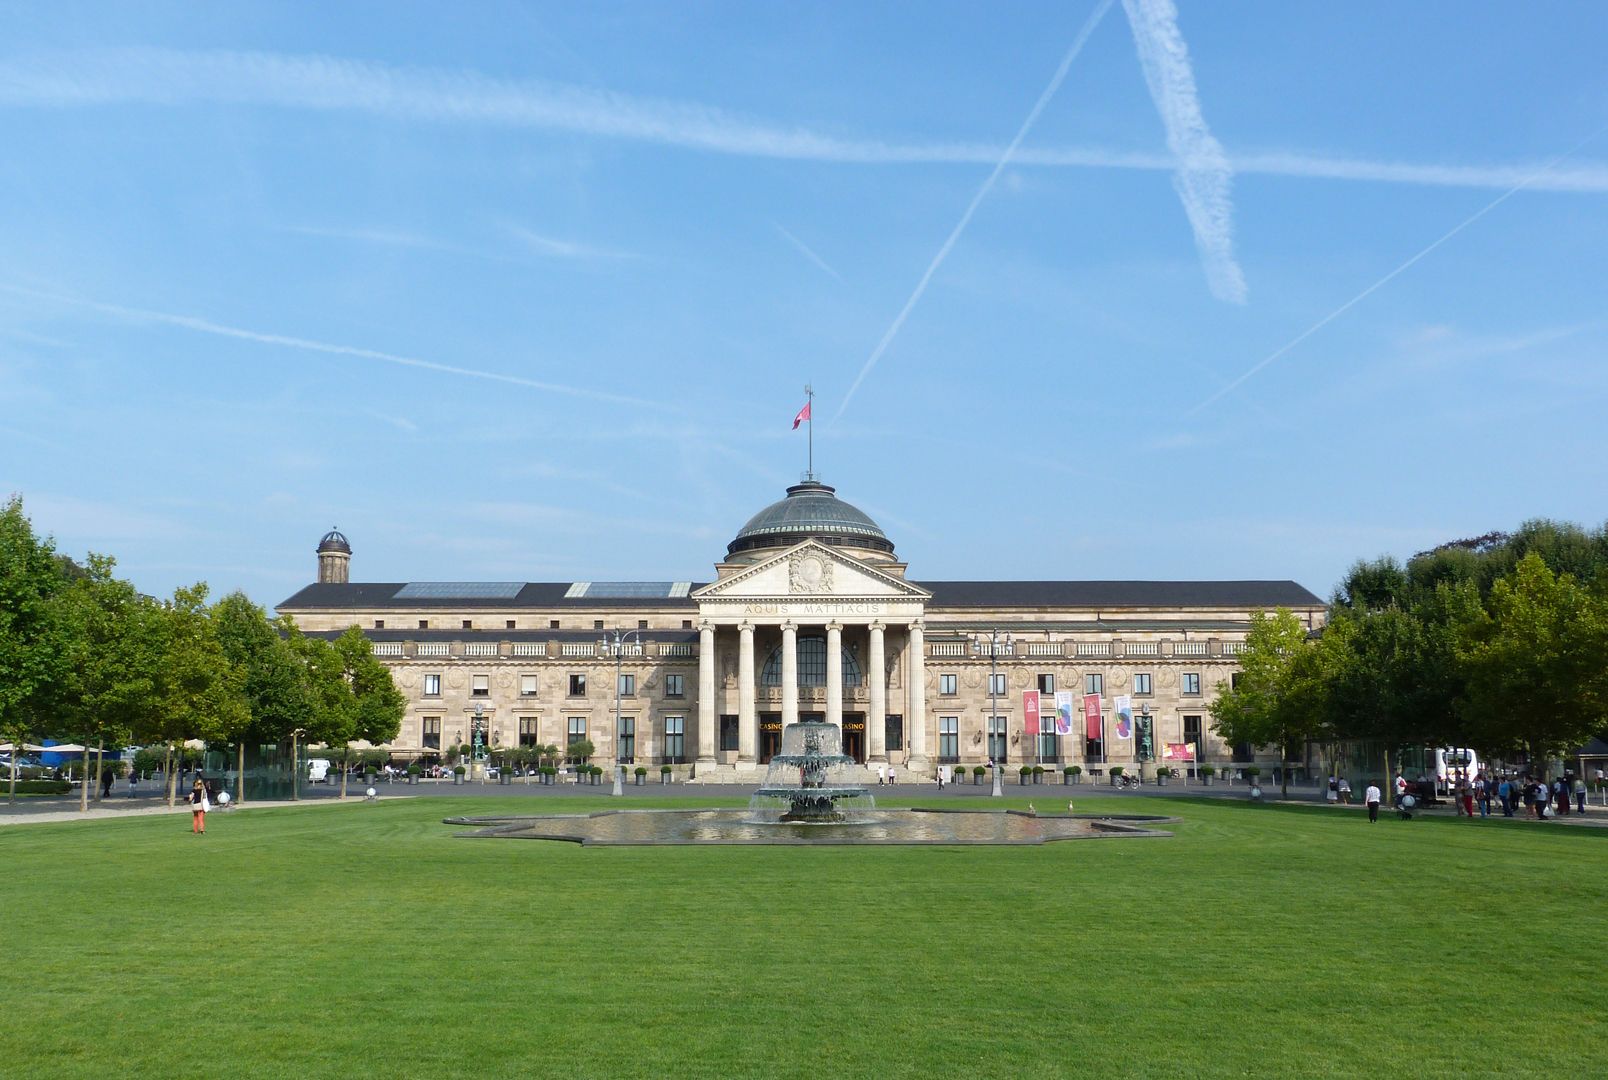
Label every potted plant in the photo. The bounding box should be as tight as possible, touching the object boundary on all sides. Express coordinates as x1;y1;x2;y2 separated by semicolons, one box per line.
1246;766;1262;781
589;765;604;785
406;763;420;785
540;765;556;785
1109;765;1125;786
1018;765;1032;785
1199;764;1215;786
1155;766;1171;786
452;764;467;785
1031;765;1045;784
971;765;986;785
634;766;647;786
1066;765;1081;785
660;764;673;784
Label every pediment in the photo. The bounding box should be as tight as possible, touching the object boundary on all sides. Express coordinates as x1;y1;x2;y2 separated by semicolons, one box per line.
693;540;931;602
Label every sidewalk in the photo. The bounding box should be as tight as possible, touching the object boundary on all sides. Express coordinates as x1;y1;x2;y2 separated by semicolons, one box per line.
0;795;387;827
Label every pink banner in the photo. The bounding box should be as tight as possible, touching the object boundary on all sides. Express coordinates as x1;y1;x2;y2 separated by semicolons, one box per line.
1023;690;1040;737
1083;694;1102;740
1163;742;1196;762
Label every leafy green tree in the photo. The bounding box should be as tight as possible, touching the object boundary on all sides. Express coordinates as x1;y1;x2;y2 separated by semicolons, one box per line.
213;594;313;804
53;554;163;810
1208;608;1334;797
140;584;249;805
283;621;354;794
1455;553;1608;763
0;496;69;805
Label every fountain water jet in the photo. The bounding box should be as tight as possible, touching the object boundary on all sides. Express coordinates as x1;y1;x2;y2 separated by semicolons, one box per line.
747;720;875;823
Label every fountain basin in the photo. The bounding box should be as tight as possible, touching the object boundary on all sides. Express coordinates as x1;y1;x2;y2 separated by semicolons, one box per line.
445;808;1176;846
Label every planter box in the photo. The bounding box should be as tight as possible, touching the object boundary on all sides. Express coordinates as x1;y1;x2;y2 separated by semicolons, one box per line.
453;774;464;785
1156;776;1169;786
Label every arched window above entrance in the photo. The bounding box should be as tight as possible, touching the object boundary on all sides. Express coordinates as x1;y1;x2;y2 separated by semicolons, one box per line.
761;635;862;687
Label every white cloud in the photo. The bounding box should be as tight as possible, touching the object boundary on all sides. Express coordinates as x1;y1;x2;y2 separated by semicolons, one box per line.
1121;0;1245;304
2;47;1603;192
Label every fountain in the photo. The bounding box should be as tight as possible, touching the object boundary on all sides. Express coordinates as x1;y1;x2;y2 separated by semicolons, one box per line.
748;720;875;823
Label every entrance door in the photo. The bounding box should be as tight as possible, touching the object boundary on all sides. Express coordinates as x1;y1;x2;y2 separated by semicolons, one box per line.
759;715;781;764
841;714;865;763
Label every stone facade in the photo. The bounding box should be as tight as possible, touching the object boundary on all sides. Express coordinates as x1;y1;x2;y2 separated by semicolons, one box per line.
277;482;1326;780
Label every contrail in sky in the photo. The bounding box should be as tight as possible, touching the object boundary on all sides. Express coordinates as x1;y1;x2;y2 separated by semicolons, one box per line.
1121;0;1245;303
832;0;1116;425
1188;125;1608;415
0;284;656;408
774;224;845;282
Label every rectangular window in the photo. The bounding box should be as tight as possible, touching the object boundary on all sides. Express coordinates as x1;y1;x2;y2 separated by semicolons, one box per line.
719;715;739;752
506;620;516;630
1230;672;1242;691
568;673;587;697
566;717;587;757
471;674;489;697
1037;730;1059;762
617;717;635;764
1183;673;1202;695
462;620;473;630
1085;673;1103;696
418;620;429;630
619;673;636;697
518;718;540;747
939;674;958;696
1037;673;1055;694
1133;672;1152;696
1184;714;1202;753
550;620;560;629
519;674;538;697
593;620;604;630
988;673;1006;696
422;717;441;750
938;717;959;763
987;715;1008;763
682;620;693;629
663;716;685;764
423;674;441;698
665;674;685;698
637;619;648;630
885;714;904;753
1085;735;1104;762
373;620;384;630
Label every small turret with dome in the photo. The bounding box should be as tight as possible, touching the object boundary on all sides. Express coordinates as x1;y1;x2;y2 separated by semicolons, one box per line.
317;528;351;584
723;478;899;569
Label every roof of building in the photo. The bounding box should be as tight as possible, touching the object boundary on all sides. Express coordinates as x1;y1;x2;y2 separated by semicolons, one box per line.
278;579;1323;611
727;480;894;557
316;529;351;554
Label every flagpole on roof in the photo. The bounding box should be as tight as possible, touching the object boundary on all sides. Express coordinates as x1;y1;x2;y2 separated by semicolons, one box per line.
805;383;814;481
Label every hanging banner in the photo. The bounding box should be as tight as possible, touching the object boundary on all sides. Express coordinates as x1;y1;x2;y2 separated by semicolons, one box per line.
1082;694;1102;740
1054;691;1075;735
1114;695;1134;739
1022;690;1041;737
1164;742;1196;762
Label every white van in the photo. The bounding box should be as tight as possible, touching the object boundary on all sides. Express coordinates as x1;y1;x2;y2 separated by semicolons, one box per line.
307;758;332;783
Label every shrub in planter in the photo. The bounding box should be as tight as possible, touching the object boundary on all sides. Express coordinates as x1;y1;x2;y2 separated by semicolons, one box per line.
1032;766;1045;782
406;764;421;785
540;766;556;784
1109;766;1125;786
971;766;986;783
1067;765;1082;784
1245;766;1262;779
1155;767;1171;785
590;766;604;784
1018;766;1031;785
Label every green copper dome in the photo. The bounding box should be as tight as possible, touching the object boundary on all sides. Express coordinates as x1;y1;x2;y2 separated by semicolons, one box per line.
727;481;893;558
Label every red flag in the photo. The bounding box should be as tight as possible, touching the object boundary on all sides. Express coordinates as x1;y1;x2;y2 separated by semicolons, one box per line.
792;401;811;429
1083;694;1102;741
1022;690;1040;737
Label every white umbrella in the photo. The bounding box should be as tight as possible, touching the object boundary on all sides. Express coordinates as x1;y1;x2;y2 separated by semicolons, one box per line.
40;743;91;754
0;743;50;753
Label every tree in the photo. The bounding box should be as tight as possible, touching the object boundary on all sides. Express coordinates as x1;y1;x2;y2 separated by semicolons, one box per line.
1208;608;1334;797
0;496;69;805
213;593;313;804
1455;553;1608;764
139;584;249;805
52;554;163;811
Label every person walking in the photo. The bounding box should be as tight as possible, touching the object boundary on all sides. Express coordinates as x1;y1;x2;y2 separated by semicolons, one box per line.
1365;782;1382;823
99;767;115;800
1394;772;1409;809
1458;773;1475;819
187;777;210;834
1338;776;1352;805
1497;776;1513;817
128;768;137;799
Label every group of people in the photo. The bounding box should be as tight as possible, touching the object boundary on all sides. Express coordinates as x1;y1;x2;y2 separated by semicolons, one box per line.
1325;776;1354;804
1375;769;1589;820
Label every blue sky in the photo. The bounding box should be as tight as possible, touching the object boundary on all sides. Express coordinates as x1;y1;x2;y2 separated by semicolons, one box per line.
3;1;1605;607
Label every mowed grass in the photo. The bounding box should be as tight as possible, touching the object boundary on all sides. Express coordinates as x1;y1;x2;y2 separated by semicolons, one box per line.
3;795;1605;1079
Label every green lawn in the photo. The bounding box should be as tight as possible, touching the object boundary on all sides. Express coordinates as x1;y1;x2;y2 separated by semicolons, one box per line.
3;795;1604;1078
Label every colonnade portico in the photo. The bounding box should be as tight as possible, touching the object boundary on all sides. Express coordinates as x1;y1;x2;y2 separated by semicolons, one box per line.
694;615;928;770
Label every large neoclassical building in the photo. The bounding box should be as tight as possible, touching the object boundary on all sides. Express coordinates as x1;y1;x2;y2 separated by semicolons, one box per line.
278;479;1324;780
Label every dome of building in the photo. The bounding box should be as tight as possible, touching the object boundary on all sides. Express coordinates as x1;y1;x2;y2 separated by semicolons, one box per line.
727;481;894;559
317;528;352;554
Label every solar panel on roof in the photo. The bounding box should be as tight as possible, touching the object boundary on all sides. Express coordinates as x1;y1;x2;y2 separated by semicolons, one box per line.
566;582;691;599
395;582;524;600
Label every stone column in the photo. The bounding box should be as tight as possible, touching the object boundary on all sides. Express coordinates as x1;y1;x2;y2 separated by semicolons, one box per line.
738;621;756;763
825;622;843;730
696;622;716;763
868;620;886;763
781;621;799;727
907;619;928;767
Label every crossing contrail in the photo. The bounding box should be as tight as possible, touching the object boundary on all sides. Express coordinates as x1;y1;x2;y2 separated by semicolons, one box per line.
832;0;1116;425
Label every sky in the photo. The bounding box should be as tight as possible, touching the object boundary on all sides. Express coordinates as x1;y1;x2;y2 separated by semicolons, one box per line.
2;1;1606;608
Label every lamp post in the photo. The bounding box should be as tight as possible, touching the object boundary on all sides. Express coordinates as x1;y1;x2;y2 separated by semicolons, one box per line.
600;628;643;789
1137;703;1152;782
473;702;485;780
971;630;1012;798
